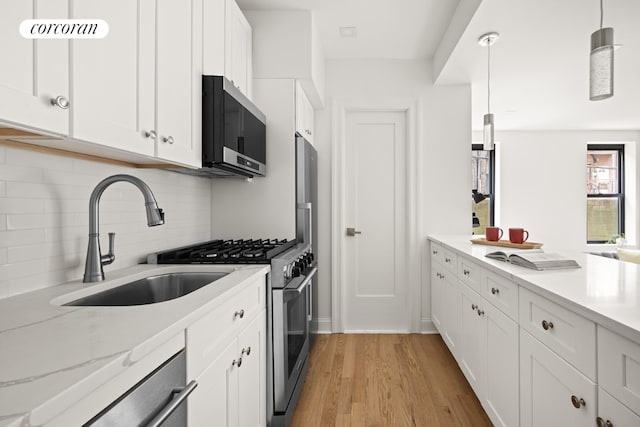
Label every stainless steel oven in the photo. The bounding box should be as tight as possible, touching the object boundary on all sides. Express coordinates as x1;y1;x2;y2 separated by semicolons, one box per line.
269;245;316;427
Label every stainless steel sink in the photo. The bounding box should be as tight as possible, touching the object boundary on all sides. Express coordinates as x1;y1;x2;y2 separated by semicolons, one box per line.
65;272;228;306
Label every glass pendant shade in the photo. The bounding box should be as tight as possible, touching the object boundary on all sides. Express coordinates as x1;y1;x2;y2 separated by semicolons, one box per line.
483;113;495;151
590;27;614;101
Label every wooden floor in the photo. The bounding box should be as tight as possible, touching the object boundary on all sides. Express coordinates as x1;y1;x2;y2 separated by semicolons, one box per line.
290;334;492;427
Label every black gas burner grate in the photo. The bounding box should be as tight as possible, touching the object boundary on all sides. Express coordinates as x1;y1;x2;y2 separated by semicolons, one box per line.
153;239;295;264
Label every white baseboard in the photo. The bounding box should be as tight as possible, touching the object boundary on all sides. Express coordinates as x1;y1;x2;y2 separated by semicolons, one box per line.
313;317;332;334
421;318;437;334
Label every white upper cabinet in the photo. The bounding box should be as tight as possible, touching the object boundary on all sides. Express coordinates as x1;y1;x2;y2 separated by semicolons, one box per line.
71;0;155;157
204;0;253;99
295;81;314;143
0;0;69;136
72;0;203;167
245;10;325;108
225;0;252;97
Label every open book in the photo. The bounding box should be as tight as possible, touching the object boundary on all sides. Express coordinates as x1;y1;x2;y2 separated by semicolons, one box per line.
485;249;580;270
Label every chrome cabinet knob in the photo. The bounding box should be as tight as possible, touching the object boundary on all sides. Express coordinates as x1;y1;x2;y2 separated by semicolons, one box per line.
163;136;174;144
432;249;438;255
445;257;451;263
234;309;245;319
144;130;157;139
542;320;554;330
51;96;69;109
471;304;477;310
570;395;585;409
463;269;470;276
491;287;499;295
596;417;613;427
232;357;243;368
241;346;251;356
477;309;484;316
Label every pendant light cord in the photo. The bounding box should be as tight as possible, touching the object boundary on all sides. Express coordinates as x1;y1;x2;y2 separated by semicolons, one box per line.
600;0;604;29
487;39;491;114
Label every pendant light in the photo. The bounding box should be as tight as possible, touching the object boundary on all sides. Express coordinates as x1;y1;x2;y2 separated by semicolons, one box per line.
478;32;499;151
590;0;614;101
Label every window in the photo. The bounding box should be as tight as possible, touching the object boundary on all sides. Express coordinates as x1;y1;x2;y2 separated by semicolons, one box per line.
587;145;624;243
472;144;495;235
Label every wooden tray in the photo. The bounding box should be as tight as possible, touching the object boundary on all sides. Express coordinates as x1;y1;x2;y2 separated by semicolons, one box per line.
470;238;543;249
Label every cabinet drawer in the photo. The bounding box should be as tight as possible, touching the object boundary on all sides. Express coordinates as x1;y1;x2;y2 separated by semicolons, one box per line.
187;276;265;377
598;387;640;427
482;270;518;321
430;241;444;264
458;256;481;293
442;249;458;273
598;326;640;415
519;287;596;380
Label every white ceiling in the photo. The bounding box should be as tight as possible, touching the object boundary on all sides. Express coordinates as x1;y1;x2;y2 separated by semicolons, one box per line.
235;0;459;60
236;0;640;131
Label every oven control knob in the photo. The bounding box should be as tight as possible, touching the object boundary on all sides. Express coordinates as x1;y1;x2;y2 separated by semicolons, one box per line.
292;266;301;277
307;252;314;262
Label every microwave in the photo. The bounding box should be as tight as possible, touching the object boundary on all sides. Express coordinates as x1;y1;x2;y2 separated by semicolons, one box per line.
202;75;266;177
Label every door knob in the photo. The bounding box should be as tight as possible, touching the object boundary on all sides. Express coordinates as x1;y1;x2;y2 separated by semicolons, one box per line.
346;227;362;236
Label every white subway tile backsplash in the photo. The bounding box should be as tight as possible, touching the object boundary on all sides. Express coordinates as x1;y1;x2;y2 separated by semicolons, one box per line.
0;229;46;248
0;164;43;183
0;147;212;299
0;198;45;214
6;213;46;230
6;146;74;171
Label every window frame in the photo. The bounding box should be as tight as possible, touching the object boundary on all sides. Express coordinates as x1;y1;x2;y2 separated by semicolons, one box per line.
472;144;496;228
586;144;625;244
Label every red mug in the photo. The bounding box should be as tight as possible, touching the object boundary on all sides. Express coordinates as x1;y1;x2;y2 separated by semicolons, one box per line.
509;228;529;244
485;227;503;242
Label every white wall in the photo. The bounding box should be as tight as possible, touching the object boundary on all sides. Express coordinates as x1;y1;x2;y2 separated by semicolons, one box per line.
474;130;640;252
315;59;471;332
0;145;212;298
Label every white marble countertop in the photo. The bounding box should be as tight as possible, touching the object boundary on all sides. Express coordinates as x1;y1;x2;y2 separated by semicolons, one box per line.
0;263;270;427
429;235;640;344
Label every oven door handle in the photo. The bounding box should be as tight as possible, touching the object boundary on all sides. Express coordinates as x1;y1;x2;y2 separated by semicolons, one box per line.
283;266;317;302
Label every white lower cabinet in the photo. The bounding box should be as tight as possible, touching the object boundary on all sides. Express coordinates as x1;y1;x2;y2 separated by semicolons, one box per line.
598;387;640;427
432;260;460;356
459;283;519;427
484;301;519;427
187;275;266;427
520;329;596;427
189;311;265;427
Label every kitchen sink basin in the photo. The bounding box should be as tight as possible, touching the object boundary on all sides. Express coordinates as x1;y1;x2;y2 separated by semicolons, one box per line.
65;272;228;306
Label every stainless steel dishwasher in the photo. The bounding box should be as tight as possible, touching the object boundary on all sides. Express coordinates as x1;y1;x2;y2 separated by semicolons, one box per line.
84;349;196;427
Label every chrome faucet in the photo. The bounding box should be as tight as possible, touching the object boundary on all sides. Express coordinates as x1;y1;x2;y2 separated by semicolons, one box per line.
83;174;165;283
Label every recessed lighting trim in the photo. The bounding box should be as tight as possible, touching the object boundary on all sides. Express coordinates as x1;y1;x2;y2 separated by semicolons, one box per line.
339;26;357;38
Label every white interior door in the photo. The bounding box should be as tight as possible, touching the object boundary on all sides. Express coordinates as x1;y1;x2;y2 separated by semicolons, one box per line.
343;111;408;332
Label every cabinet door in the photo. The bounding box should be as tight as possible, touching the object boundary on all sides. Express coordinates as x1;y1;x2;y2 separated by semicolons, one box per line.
431;266;445;332
189;338;239;427
225;0;252;98
155;0;202;167
441;270;460;357
598;388;640;427
238;311;266;427
485;302;519;427
71;0;155;156
0;0;68;135
459;284;486;399
520;330;596;427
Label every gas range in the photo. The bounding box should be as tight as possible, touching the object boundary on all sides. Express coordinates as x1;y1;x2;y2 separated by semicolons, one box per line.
147;238;296;265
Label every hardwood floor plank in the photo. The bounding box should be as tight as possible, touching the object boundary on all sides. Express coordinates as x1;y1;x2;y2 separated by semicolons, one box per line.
290;334;491;427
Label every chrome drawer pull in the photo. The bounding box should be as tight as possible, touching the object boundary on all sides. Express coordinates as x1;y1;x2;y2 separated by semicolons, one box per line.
241;346;251;356
542;320;554;330
471;304;477;310
234;309;245;319
232;357;243;368
477;309;484;316
491;287;499;295
570;395;585;409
